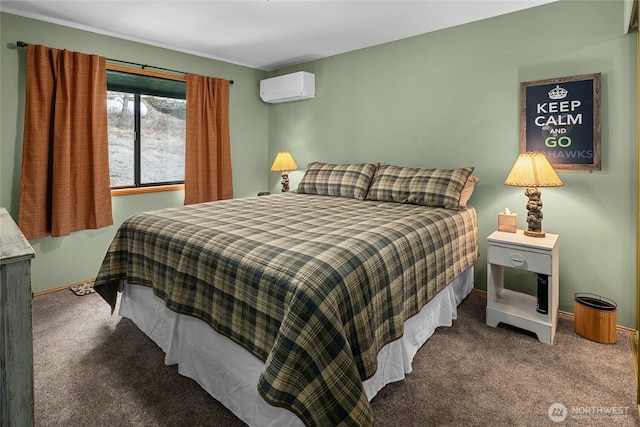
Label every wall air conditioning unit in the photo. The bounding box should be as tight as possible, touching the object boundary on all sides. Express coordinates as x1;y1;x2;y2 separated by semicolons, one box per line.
260;71;315;103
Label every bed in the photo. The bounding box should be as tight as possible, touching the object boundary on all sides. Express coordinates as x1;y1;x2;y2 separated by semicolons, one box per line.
94;162;479;427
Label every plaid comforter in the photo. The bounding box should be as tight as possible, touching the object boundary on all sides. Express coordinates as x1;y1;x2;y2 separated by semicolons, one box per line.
94;193;478;427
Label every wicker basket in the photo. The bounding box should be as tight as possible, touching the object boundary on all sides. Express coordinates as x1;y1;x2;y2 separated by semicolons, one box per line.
573;293;617;344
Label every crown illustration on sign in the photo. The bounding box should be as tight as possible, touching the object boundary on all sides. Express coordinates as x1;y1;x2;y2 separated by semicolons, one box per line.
548;85;568;100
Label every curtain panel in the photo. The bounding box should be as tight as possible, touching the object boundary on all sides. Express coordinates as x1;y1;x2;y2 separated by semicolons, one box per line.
184;74;233;205
18;44;113;239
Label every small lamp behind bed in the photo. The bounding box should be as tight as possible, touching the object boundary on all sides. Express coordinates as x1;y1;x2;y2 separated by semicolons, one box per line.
271;151;299;192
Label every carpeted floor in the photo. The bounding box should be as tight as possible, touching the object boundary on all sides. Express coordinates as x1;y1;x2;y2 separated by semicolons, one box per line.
32;289;638;426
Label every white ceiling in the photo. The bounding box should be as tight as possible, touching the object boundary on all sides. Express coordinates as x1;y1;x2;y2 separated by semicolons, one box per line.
1;1;555;71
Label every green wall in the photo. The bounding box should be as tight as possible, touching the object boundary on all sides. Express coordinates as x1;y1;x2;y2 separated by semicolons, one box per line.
0;13;269;293
1;1;637;328
267;0;638;327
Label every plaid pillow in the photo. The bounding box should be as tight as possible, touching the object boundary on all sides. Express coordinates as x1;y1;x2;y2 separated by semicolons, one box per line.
296;162;378;200
364;164;414;203
367;164;474;210
407;167;474;209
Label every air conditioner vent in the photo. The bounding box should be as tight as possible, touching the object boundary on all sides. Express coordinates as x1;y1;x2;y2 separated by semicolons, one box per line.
260;72;315;103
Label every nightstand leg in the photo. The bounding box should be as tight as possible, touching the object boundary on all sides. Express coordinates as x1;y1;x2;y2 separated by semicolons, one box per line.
486;309;501;328
486;264;504;328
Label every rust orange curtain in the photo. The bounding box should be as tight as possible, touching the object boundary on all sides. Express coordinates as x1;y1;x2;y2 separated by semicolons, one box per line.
184;74;233;205
18;45;113;239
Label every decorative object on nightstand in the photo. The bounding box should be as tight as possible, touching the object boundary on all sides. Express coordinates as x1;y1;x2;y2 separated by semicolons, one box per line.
498;207;518;233
504;152;563;238
271;151;298;192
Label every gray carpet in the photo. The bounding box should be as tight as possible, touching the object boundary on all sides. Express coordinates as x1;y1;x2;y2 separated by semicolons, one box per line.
33;289;638;426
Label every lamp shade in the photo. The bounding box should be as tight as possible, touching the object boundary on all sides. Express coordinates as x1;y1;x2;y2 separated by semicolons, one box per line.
504;152;563;188
270;151;299;172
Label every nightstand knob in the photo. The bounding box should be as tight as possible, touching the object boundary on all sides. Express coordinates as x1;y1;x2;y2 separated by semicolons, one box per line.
510;254;525;267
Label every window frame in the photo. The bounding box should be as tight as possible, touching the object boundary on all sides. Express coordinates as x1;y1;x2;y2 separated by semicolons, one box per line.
106;64;186;196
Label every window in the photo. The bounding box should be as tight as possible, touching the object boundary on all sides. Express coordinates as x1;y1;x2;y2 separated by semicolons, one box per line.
106;66;186;189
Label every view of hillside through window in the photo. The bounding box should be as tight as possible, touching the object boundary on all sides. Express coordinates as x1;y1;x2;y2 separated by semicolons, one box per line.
107;91;186;187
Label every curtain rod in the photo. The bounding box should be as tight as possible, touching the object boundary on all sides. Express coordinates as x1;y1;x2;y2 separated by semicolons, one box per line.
16;41;233;85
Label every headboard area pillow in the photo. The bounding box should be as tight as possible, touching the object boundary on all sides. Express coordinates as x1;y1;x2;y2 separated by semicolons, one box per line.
367;164;474;210
407;166;474;209
363;164;414;204
458;175;480;207
296;162;378;200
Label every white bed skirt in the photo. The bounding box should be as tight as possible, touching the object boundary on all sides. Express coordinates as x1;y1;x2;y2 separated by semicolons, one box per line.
118;267;474;427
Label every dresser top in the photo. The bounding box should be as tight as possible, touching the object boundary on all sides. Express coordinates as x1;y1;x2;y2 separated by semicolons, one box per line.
0;208;35;263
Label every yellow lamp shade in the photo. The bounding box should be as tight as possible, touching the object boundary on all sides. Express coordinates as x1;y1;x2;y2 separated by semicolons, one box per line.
504;152;563;188
270;151;299;172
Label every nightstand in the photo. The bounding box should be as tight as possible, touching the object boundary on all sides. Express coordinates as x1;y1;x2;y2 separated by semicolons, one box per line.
486;230;559;344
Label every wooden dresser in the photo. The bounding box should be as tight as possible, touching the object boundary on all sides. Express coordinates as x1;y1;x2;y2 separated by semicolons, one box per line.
1;207;35;426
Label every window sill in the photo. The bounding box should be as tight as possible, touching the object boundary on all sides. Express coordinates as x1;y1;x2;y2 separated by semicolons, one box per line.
111;184;184;196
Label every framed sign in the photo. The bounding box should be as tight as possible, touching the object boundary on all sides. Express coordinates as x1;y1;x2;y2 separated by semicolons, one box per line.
520;73;601;171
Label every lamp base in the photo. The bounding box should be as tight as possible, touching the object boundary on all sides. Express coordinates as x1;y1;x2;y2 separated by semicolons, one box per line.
280;172;290;192
524;229;546;238
523;187;545;238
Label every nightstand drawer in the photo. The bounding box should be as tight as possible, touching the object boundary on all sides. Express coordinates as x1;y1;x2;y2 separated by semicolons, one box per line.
488;245;552;275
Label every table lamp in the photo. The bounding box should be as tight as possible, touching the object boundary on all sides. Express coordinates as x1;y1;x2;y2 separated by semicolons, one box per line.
504;152;563;238
271;151;298;192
